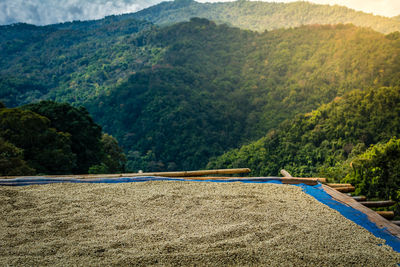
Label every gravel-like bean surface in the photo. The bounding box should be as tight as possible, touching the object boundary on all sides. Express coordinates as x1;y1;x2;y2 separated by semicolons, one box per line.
0;181;399;266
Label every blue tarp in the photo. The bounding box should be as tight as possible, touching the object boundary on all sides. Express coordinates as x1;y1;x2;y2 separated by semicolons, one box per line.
298;183;400;253
1;176;399;252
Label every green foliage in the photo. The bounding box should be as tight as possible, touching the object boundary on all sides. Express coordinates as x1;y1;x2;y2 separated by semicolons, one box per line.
88;133;127;174
99;133;126;173
88;163;109;174
344;138;400;213
208;87;400;179
2;15;400;173
89;20;400;171
0;107;76;174
0;76;48;107
0;102;126;175
0;19;156;106
21;101;103;174
132;0;400;34
0;137;35;176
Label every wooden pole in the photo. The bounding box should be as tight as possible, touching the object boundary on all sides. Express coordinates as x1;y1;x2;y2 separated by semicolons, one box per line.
280;169;292;177
377;211;395;220
280;170;326;183
143;168;252;177
281;177;318;186
0;168;251;180
327;183;352;188
334;186;355;193
305;177;327;183
352;196;367;202
359;200;396;208
0;176;323;186
174;177;319;186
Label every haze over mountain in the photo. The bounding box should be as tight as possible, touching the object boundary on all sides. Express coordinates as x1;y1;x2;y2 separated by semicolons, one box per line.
1;0;400;26
130;0;400;34
0;0;162;26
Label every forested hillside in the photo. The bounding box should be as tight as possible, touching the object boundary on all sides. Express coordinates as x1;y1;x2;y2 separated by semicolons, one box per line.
0;18;156;106
1;9;400;172
130;0;400;34
0;101;126;175
88;20;400;171
208;87;400;179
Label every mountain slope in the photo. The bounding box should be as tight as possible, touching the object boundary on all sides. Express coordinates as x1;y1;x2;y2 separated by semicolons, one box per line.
2;16;400;172
207;86;400;179
129;0;400;34
88;20;400;171
0;18;155;106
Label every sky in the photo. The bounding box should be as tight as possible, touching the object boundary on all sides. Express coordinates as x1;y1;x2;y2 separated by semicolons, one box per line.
1;0;399;26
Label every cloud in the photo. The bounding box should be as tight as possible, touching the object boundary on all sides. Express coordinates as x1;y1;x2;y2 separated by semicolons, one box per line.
0;0;163;25
0;0;399;26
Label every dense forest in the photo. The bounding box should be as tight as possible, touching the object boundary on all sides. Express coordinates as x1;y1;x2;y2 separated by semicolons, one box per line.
208;86;400;179
0;101;126;175
1;15;400;172
0;18;157;106
0;0;400;186
130;0;400;34
88;20;400;172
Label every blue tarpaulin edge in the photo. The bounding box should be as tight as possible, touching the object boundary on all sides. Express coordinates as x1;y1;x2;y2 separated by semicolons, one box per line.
1;176;399;252
296;183;400;253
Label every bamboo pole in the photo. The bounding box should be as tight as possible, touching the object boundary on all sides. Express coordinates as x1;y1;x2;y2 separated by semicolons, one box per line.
280;170;326;183
280;169;292;177
142;168;252;177
377;211;395;220
281;177;318;186
305;177;327;183
352;196;367;202
334;186;355;193
0;168;251;180
359;200;396;208
0;176;323;186
327;183;352;188
172;177;319;185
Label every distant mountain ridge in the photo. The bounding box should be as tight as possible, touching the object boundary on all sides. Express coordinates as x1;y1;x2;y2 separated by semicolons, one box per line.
125;0;400;34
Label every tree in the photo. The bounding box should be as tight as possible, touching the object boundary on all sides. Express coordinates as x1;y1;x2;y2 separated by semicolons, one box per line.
0;107;76;174
89;133;126;174
22;101;103;174
344;138;400;213
0;137;35;176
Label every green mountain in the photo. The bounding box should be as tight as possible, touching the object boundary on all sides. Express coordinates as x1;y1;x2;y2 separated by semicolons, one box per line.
129;0;400;34
1;14;400;172
208;86;400;180
87;20;400;171
0;18;155;107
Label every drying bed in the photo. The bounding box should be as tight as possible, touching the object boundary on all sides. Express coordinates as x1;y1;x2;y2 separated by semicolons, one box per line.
1;181;399;266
